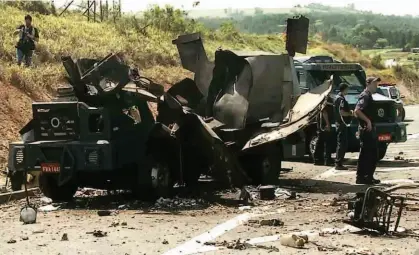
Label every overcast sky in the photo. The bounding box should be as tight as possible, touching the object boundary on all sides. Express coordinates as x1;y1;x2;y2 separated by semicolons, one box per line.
52;0;419;16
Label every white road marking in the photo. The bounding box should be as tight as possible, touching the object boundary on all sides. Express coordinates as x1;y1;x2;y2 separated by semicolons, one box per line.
163;209;285;255
407;133;419;140
314;166;419;181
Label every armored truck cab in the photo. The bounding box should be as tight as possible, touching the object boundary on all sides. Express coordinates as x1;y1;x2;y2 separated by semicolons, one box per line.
7;54;178;200
294;56;407;160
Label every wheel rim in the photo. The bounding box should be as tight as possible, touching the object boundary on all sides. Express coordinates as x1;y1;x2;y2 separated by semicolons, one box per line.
151;163;170;192
310;136;318;157
262;158;271;175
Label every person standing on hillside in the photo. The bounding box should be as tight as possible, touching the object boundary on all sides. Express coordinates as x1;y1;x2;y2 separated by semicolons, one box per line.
13;14;39;67
354;77;381;185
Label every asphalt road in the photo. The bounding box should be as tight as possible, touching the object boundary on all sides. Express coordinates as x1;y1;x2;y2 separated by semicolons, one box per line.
1;105;419;255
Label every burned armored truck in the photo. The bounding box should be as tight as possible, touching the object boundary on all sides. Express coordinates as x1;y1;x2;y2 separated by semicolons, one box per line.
7;53;179;200
7;16;332;200
162;16;333;185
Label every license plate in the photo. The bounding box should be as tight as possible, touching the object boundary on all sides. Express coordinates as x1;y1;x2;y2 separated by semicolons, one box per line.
378;134;392;142
41;163;60;173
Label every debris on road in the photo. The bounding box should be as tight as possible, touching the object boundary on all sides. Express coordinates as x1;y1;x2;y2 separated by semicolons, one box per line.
162;239;169;245
280;234;306;248
97;210;112;216
248;219;284;227
259;185;276;200
21;236;28;241
87;230;107;237
40;197;52;204
61;233;69;241
7;239;17;244
238;206;252;211
20;206;37;224
38;204;60;212
153;197;206;209
204;239;279;252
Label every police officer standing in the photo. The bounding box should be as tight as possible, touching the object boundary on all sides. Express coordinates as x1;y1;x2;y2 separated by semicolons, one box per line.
334;83;353;170
313;94;334;166
354;77;381;184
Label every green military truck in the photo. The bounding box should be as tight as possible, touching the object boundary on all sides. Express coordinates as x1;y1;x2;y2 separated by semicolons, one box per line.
293;55;407;160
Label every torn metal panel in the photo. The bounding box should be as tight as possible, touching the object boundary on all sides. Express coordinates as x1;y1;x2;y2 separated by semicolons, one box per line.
242;79;332;150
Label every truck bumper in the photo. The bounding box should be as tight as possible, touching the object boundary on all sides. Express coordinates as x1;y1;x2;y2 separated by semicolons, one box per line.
332;122;407;151
8;140;113;175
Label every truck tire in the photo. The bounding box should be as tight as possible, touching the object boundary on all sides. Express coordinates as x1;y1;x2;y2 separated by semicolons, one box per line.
400;107;406;121
39;173;78;202
244;150;282;185
150;160;173;199
309;135;318;159
377;144;388;161
10;172;24;191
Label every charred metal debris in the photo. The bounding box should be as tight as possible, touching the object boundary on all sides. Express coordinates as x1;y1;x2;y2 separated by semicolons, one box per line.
345;187;405;235
7;16;333;199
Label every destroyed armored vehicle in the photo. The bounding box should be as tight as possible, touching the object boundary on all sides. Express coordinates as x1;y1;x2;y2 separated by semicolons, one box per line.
8;16;333;200
294;56;407;160
162;16;332;184
7;53;179;200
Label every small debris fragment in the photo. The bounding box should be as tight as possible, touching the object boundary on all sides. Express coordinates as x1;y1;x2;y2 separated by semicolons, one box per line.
280;234;305;248
97;210;112;216
38;205;60;212
162;239;169;245
238;206;252;211
40;197;53;204
110;221;119;227
87;230;107;237
61;233;69;241
32;230;45;234
21;236;29;241
121;222;128;226
259;219;284;227
7;239;17;244
248;219;284;227
118;204;128;210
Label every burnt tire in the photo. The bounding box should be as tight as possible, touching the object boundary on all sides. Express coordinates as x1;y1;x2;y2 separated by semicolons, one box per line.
10;172;24;191
309;135;318;160
378;144;388;161
150;160;174;199
244;153;281;185
39;173;78;202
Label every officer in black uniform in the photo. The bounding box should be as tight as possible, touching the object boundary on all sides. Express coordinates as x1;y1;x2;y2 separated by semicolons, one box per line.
313;94;334;166
354;77;381;184
334;83;353;170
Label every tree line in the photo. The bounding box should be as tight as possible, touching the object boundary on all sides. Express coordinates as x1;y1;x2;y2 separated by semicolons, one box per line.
197;4;419;50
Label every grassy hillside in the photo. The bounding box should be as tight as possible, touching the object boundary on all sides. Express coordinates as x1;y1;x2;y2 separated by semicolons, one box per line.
0;4;417;168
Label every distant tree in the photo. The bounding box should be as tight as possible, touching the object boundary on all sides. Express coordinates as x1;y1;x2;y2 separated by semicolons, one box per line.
254;7;263;16
375;38;388;48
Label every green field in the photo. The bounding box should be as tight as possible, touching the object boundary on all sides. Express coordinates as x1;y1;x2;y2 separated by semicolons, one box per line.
361;48;419;67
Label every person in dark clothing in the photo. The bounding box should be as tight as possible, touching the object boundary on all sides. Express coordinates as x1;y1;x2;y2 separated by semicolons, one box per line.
334;83;353;170
14;14;39;67
354;76;381;185
313;94;334;166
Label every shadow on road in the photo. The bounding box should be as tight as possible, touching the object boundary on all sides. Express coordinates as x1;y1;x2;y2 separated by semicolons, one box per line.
344;159;419;168
278;178;394;194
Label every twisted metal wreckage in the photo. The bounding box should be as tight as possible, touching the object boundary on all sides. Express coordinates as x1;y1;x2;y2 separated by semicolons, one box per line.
8;16;333;199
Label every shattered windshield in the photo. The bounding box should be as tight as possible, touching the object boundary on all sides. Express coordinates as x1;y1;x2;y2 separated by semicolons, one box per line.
377;88;389;97
307;71;365;94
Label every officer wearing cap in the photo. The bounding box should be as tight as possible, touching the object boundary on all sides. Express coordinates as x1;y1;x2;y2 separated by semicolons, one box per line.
334;83;353;170
354;76;381;184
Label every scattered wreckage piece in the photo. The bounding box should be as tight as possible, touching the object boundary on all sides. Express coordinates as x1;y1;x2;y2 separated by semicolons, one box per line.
344;187;405;234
